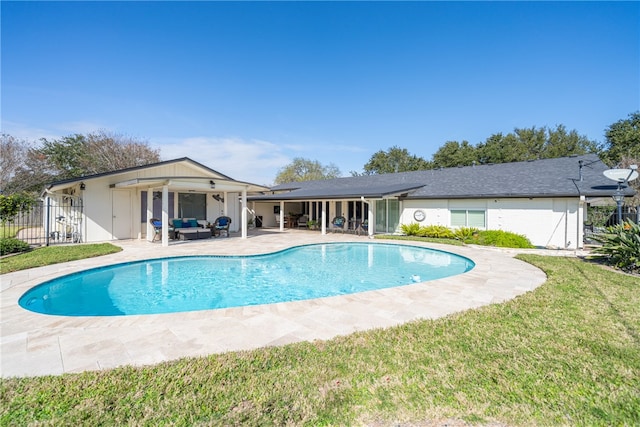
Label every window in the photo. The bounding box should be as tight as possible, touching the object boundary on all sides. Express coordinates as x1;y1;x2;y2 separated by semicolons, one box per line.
178;193;206;219
141;191;175;221
451;209;485;228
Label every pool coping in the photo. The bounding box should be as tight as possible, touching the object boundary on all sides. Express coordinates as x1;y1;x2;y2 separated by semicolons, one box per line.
1;230;548;378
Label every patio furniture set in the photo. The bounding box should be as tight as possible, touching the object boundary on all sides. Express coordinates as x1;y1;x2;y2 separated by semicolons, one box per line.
149;216;231;242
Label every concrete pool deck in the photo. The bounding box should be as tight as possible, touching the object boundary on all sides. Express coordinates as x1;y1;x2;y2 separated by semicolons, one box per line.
2;229;551;378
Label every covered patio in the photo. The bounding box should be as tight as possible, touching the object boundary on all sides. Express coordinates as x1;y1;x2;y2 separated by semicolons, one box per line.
110;175;266;246
248;182;427;236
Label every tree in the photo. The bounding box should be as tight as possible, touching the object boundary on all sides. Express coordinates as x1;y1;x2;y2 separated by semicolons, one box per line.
599;112;640;207
274;158;342;184
430;125;598;167
1;134;29;192
0;192;37;225
600;111;640;167
37;130;161;179
38;134;87;180
1;134;57;194
431;141;478;168
543;125;598;159
82;130;161;174
362;146;431;175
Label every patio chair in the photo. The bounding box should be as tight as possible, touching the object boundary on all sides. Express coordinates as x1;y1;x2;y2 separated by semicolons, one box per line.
330;216;346;233
213;216;232;237
149;217;162;242
297;215;309;228
357;220;369;236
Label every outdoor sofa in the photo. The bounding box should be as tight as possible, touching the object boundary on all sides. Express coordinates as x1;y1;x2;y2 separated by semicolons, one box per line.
170;218;211;240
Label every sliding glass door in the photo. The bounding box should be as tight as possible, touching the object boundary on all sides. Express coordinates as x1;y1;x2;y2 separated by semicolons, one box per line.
375;199;399;233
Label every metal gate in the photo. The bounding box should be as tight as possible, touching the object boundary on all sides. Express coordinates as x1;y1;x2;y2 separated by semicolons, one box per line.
9;197;84;247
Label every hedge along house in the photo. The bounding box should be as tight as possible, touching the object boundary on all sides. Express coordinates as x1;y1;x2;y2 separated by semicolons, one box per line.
42;158;269;247
249;154;635;250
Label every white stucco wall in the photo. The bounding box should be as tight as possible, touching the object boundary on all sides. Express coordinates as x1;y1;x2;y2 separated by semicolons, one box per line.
402;197;584;249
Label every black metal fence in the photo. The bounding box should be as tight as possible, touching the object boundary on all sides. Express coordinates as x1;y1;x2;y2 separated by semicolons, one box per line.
605;206;639;227
6;197;84;247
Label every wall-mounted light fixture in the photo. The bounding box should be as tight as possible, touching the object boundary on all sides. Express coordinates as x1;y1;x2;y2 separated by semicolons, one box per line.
210;180;216;189
79;182;86;190
212;194;224;202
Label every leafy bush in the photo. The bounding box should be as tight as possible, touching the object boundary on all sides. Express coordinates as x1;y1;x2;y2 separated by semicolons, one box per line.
586;205;616;227
454;227;479;241
0;237;31;256
400;222;421;236
400;222;534;248
420;225;455;239
590;220;640;274
474;230;535;248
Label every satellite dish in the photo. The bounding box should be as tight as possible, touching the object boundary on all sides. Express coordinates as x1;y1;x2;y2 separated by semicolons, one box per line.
603;169;639;183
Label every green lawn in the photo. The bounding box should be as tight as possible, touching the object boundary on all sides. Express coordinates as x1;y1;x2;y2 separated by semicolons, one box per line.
1;255;638;426
0;243;122;274
0;224;22;238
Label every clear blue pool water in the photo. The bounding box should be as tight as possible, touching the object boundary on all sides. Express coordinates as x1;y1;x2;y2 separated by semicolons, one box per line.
19;243;474;316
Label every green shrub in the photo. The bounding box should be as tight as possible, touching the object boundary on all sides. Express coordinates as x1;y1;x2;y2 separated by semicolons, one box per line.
0;237;31;256
475;230;535;248
420;225;455;239
399;223;535;249
590;220;640;274
454;227;479;241
400;222;421;236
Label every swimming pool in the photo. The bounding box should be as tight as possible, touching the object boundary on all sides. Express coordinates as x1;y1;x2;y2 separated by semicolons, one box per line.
19;242;474;316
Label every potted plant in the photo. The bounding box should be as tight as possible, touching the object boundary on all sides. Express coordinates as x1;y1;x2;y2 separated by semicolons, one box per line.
307;220;318;230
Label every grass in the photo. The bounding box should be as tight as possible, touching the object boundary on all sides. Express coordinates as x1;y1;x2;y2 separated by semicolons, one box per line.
0;224;22;238
1;255;639;426
0;243;122;274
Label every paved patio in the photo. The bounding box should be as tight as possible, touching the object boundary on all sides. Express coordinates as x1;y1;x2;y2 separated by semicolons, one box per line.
1;229;548;378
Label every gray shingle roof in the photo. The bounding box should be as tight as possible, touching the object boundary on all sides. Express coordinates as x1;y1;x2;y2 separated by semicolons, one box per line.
258;154;634;200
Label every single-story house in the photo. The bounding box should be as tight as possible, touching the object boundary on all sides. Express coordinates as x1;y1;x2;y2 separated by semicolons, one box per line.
248;154;636;249
42;158;269;246
42;154;634;250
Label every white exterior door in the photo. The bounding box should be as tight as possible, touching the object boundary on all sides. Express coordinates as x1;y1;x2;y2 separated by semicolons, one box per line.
112;190;132;239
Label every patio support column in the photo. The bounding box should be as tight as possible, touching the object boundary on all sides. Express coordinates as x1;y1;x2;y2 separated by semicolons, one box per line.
223;192;228;215
146;189;153;242
279;201;285;231
161;184;169;247
367;200;374;237
321;200;327;235
241;188;247;239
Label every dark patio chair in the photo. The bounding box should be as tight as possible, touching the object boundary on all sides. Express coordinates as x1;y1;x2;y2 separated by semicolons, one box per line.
330;216;346;233
213;216;232;237
149;217;162;242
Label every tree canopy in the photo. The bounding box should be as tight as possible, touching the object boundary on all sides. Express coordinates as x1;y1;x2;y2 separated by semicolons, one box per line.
1;131;160;194
274;158;342;184
431;125;598;168
600;111;640;167
361;146;432;175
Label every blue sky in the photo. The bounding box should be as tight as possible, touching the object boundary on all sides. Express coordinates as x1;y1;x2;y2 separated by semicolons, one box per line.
2;1;638;185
